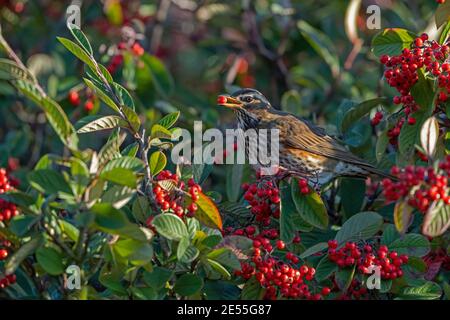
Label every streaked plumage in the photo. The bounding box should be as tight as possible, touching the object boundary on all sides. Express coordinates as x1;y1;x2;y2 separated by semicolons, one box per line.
218;88;390;186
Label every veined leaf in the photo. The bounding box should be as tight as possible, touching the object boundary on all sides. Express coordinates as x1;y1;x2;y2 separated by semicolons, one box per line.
83;78;120;113
371;28;416;57
291;179;328;230
152;213;189;240
335;212;383;245
77;115;126;133
423;203;450;237
340;97;388;133
0;59;34;82
67;24;93;56
150;151;167;176
57;37;96;70
158;111;180;129
394;201;413;234
186;192;223;230
420;117;439;159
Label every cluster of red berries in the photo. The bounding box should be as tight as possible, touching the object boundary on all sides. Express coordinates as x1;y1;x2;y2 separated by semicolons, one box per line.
67;90;95;112
337;279;369;300
371;111;384;126
236;237;330;300
382;157;450;212
297;178;311;195
0;274;16;289
379;33;449;145
0;239;16;290
242;180;281;226
327;240;408;280
0;168;19;222
107;41;145;74
437;0;446;4
151;170;200;218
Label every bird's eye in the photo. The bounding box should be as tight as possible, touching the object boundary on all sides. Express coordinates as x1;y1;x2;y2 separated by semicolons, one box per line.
241;96;253;103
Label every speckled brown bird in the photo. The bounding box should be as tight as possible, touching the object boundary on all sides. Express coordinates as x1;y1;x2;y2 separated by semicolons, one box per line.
218;88;390;187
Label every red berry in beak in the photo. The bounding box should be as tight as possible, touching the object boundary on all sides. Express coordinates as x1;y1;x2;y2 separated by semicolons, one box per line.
217;95;227;104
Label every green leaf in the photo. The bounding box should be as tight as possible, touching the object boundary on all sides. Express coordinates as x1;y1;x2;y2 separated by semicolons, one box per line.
340;97;388;133
92;203;128;230
0;191;35;207
399;111;427;157
0;58;34;81
371;28;416;57
186;192;223;230
388;234;430;257
207;259;231;279
177;237;190;260
207;248;241;270
102;185;135;209
411;70;435;111
158;111;180;129
149;151;167;176
439;20;450;44
279;180;298;243
77;115;126;133
376;129;389;162
335;266;355;291
394;201;413;234
179;245;200;263
141;54;174;97
173;273;203;297
152;213;188;241
241;277;265;300
143;267;173;289
4;235;44;275
8;215;39;237
335;212;383;245
15;81;77;148
113;82;135;109
436;1;450;28
315;255;338;282
291;179;328;229
151;124;173;140
28;169;73;195
422;203;450;237
122;105;140;132
400;281;442;300
100;167;137;188
299;242;328;259
103;156;144;173
58;220;79;242
297;20;340;77
57;37;96;70
83;78;120;113
381;224;400;246
226;164;244;202
132;196;150;223
68;25;93;56
36;246;65;275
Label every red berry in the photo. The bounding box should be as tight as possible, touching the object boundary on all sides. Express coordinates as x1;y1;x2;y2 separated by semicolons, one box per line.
217;95;228;105
0;249;8;260
276;240;286;250
68;90;80;106
84;100;94;112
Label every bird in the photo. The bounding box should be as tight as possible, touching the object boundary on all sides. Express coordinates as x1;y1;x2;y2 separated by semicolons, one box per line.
217;88;391;187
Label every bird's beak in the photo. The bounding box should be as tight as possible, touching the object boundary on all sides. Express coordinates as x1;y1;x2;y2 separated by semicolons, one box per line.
217;95;243;108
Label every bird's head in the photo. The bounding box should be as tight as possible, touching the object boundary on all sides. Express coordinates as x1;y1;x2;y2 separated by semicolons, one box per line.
217;88;271;129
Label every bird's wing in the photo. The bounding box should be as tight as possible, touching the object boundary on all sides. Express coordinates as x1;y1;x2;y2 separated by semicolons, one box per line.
269;114;374;167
